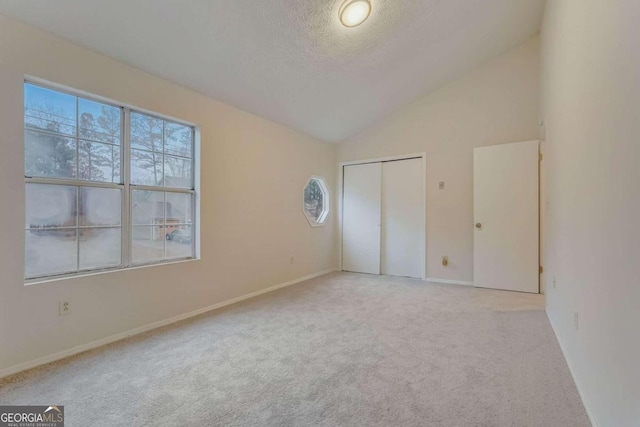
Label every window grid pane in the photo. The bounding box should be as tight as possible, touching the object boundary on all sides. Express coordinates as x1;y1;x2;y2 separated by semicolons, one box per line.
25;229;78;278
79;227;122;270
25;130;77;179
24;84;77;137
129;113;194;190
24;182;125;279
24;82;123;184
24;82;196;280
131;189;194;264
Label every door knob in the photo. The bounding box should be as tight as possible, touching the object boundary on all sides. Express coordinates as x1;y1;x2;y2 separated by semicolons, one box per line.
475;223;482;229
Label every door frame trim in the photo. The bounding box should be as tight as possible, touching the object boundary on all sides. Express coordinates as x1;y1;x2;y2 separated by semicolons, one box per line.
338;153;427;280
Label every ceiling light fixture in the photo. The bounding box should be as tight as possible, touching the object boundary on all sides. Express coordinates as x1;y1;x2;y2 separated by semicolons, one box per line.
339;0;372;28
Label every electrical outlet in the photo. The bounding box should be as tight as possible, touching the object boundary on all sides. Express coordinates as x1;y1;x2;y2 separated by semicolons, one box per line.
59;300;71;316
573;312;579;331
552;276;556;289
442;256;448;267
290;256;295;264
439;182;445;190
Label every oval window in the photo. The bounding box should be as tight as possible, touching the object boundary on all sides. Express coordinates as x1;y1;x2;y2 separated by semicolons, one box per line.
303;177;329;226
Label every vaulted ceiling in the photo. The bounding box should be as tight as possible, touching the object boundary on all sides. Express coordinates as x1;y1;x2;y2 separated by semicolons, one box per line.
0;0;545;142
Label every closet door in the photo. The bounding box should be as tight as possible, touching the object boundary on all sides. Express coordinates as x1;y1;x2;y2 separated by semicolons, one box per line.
342;163;382;274
381;158;424;278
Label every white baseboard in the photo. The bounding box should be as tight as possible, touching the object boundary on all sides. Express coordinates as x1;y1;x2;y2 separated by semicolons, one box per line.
547;310;599;427
425;277;473;286
0;268;338;379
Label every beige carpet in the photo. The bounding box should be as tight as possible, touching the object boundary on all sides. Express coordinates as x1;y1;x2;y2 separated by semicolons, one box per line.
0;272;590;426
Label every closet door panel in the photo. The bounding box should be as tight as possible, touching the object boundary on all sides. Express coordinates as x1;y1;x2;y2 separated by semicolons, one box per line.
342;163;382;274
381;159;424;278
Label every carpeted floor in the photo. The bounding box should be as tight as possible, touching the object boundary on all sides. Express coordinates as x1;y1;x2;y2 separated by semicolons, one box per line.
0;272;590;426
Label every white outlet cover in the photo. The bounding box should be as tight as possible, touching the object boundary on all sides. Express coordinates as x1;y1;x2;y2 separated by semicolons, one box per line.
59;300;71;316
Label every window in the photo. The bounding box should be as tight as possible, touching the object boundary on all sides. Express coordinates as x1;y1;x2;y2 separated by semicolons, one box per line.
24;81;198;280
303;177;329;226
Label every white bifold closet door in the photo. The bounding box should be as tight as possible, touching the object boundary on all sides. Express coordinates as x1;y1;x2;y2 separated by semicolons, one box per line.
342;158;424;279
381;158;424;278
342;163;382;275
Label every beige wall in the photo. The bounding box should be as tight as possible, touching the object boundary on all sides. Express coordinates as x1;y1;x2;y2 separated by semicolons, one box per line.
337;36;540;284
0;15;337;372
541;1;640;425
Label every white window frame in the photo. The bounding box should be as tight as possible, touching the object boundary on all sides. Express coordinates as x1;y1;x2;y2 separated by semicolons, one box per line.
303;176;330;227
24;77;200;284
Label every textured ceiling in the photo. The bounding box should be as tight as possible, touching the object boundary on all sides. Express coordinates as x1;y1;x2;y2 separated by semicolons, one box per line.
0;0;545;142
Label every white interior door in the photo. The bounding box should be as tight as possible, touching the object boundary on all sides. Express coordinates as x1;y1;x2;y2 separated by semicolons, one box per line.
473;140;539;293
342;163;382;274
381;159;424;278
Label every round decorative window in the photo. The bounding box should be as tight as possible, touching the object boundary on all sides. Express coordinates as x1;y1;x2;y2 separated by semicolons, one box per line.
303;177;329;227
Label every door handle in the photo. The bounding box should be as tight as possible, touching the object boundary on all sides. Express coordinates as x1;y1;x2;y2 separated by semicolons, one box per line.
475;223;482;229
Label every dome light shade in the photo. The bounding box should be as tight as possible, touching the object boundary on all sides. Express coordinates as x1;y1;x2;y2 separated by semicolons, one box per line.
339;0;372;28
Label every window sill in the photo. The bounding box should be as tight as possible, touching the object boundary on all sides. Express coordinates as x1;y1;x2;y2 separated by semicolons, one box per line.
25;257;200;286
